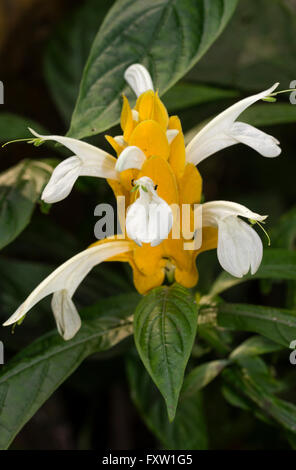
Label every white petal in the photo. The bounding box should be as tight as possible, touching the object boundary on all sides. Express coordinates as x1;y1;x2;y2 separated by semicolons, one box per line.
126;200;148;246
230;122;281;158
147;199;173;246
126;177;172;245
115;146;146;172
42;156;81;203
186;83;279;165
51;290;81;340
202;200;267;227
30;129;118;202
3;241;133;339
217;217;263;278
166;129;179;144
124;64;154;97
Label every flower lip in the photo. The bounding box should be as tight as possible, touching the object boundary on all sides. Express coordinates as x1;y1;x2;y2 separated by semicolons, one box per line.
185;83;281;165
126;176;173;246
124;64;154;97
115;145;146;172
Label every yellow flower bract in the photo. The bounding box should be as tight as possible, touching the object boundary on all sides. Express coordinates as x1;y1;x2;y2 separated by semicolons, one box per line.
93;90;218;294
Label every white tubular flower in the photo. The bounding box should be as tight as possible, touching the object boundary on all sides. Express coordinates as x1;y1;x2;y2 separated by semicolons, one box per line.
29;128;119;204
126;177;173;247
124;64;154;97
202;201;267;278
115;146;147;172
3;241;133;340
186;83;281;165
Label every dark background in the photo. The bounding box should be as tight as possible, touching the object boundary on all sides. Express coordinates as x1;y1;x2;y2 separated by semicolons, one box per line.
0;0;296;449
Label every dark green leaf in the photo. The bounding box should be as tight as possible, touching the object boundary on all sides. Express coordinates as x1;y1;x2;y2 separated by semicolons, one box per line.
241;103;296;127
204;249;296;300
44;0;112;123
68;0;238;139
0;293;139;449
190;0;296;91
162;82;239;112
230;335;283;360
126;353;208;450
182;360;229;397
0;159;56;250
0;113;47;142
133;283;198;421
217;302;296;347
223;358;296;433
270;206;296;250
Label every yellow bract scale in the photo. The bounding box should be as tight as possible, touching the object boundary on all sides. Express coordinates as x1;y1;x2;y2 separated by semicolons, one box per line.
138;156;178;205
120;95;136;142
168;115;186;179
129;120;169;159
99;91;218;294
135;90;169;130
105;135;125;155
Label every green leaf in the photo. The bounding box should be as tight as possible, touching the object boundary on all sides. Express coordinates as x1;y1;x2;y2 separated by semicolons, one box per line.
230;335;283;360
240;103;296;127
222;358;296;433
204;249;296;300
0;113;47;142
270;206;296;250
126;353;208;450
197;324;232;354
190;0;296;91
0;159;56;250
68;0;238;139
44;0;112;123
0;293;139;450
162;82;239;112
217;302;296;347
182;360;229;398
133;283;198;421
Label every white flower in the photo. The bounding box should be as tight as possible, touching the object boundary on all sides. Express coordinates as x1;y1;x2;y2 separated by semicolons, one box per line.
126;177;173;247
202;201;267;278
3;241;133;340
185;83;281;165
29;129;119;203
124;64;154;97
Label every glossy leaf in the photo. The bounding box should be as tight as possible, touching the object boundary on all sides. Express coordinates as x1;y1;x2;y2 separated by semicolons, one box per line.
0;293;139;449
68;0;238;139
134;283;198;421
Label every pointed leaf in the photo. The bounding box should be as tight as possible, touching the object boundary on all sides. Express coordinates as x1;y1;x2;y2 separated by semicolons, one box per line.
68;0;238;139
133;283;198;421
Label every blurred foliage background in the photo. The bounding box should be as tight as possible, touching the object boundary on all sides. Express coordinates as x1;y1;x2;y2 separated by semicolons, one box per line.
1;0;296;449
